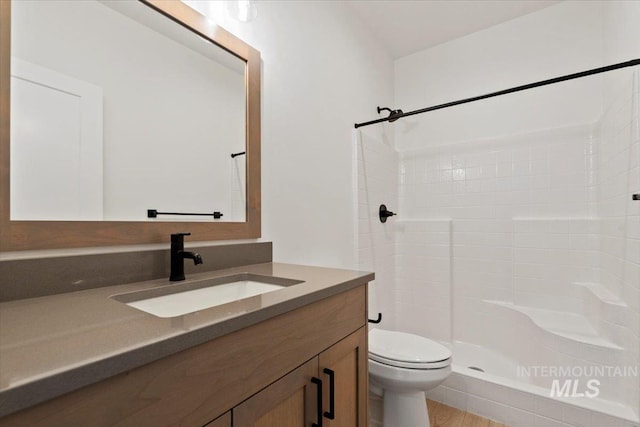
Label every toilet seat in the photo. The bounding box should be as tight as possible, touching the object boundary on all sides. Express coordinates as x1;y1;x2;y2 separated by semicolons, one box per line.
369;329;452;370
370;353;451;369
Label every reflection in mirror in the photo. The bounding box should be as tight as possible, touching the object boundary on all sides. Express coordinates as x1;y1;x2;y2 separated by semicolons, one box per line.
10;0;246;222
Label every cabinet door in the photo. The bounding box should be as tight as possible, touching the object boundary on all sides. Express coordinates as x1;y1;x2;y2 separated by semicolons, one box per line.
318;327;367;427
203;411;231;427
234;358;320;427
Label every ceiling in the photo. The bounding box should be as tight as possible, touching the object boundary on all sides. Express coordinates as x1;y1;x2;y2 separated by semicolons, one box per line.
345;0;561;59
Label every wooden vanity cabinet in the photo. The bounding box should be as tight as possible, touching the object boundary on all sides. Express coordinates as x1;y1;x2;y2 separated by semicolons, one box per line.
204;412;232;427
234;357;318;426
0;285;368;427
319;328;367;427
234;327;367;427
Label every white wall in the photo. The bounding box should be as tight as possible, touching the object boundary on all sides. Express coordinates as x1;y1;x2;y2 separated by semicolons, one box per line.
394;0;603;151
602;0;640;106
184;1;393;268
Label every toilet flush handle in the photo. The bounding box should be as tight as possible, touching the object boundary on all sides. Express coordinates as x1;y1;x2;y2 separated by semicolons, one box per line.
368;313;382;324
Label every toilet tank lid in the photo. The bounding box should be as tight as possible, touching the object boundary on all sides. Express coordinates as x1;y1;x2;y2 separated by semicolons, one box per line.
369;329;452;363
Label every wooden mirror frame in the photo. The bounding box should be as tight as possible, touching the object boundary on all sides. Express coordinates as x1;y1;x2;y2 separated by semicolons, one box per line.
0;0;261;251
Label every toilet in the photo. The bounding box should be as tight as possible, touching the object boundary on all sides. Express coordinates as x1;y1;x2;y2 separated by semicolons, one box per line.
368;329;452;427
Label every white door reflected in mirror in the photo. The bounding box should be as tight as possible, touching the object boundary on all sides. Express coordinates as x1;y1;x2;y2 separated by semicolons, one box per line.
11;58;104;220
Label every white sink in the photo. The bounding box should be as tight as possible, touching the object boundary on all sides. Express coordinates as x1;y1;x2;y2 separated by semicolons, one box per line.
112;274;302;318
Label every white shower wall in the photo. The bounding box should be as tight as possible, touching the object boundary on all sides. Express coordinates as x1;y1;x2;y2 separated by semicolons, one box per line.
397;124;604;332
395;219;451;343
596;69;640;413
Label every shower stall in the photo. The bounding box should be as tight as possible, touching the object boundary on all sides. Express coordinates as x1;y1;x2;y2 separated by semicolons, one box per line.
356;3;639;426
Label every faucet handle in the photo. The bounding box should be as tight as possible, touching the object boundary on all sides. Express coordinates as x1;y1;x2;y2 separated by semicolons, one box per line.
171;232;191;245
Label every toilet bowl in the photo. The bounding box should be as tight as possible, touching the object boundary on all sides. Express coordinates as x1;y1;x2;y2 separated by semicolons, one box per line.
369;329;452;427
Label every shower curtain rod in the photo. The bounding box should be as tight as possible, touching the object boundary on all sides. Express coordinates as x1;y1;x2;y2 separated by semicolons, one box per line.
354;58;640;129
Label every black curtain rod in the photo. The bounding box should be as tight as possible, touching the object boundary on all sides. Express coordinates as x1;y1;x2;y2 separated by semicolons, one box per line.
354;58;640;129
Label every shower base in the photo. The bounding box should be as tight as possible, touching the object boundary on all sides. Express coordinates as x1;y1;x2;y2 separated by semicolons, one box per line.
428;341;639;427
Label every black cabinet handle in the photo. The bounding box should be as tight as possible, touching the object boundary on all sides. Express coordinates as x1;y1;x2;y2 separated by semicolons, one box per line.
323;368;335;420
311;377;323;427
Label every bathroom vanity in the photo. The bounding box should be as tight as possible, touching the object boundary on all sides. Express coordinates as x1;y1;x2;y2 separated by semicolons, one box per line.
0;262;372;426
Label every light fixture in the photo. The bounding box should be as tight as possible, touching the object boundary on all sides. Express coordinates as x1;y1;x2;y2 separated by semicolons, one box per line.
226;0;258;23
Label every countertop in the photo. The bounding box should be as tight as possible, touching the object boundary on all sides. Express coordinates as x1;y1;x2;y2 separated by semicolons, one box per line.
0;262;374;417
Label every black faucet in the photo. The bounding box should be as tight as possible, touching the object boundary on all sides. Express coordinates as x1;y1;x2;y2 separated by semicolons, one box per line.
170;233;203;281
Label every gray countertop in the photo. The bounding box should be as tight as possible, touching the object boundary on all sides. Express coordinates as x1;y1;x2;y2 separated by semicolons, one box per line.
0;262;374;417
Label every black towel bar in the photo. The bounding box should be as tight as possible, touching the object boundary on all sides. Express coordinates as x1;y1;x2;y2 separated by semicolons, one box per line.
147;209;223;219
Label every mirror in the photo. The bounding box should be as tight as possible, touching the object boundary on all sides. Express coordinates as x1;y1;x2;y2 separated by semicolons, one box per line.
11;0;247;223
0;0;261;250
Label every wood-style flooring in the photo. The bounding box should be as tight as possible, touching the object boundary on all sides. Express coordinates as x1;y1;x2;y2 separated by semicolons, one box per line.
427;399;508;427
